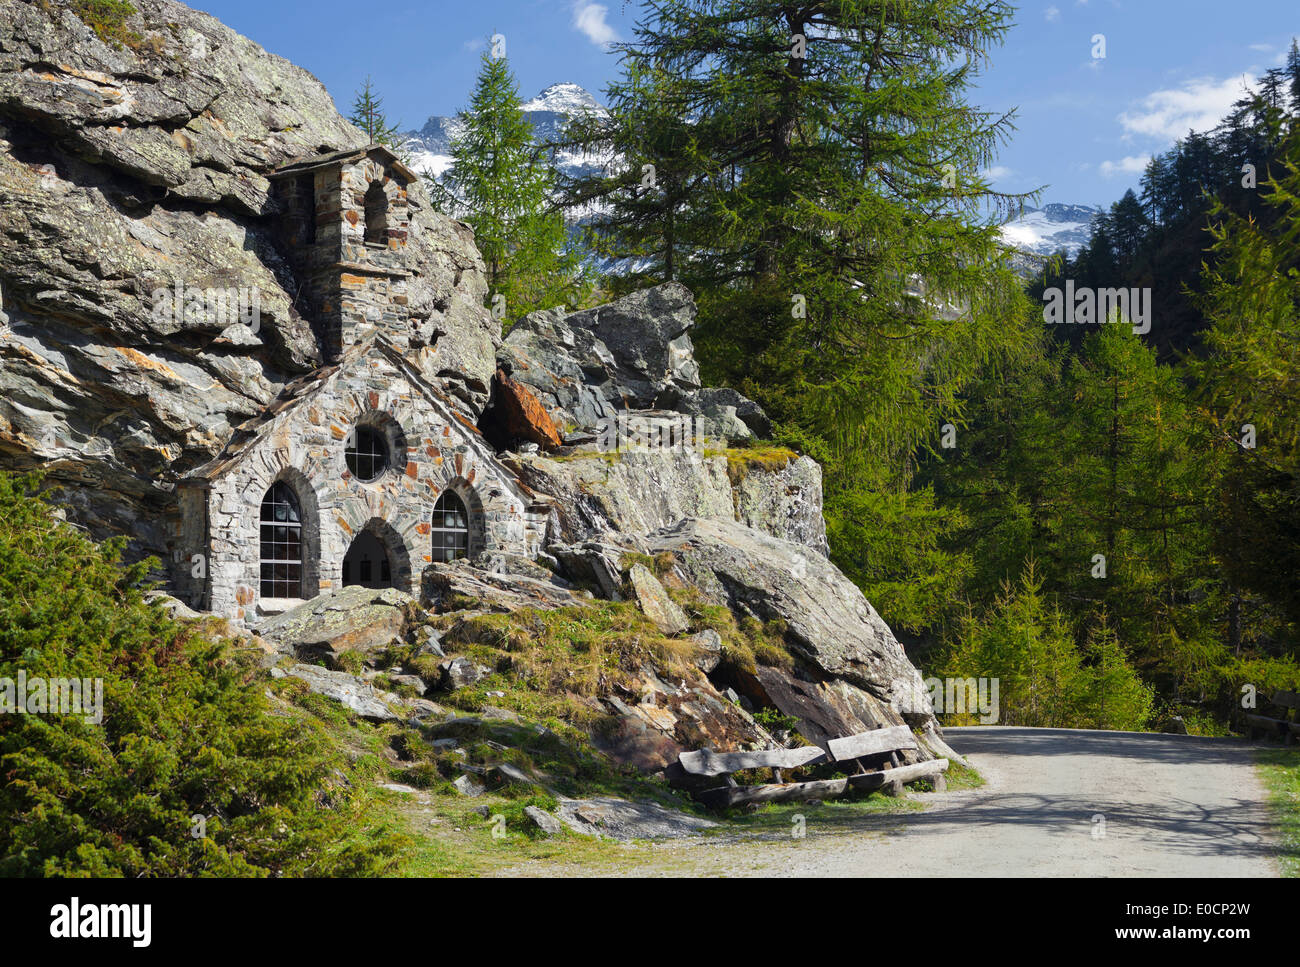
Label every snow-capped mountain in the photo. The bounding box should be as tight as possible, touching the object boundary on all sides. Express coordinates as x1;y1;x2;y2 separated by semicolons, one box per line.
403;82;1099;278
399;82;609;183
999;203;1101;258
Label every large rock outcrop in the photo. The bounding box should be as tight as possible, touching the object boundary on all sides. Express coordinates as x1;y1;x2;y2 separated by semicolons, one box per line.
0;0;949;777
498;283;770;443
507;447;829;556
0;0;499;555
645;517;936;732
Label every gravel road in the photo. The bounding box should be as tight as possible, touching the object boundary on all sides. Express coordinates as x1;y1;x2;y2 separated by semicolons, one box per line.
551;727;1282;877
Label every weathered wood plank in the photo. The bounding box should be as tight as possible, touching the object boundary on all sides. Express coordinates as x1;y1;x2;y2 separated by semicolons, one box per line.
695;778;849;809
1274;691;1300;710
826;725;917;762
847;758;949;792
678;745;828;777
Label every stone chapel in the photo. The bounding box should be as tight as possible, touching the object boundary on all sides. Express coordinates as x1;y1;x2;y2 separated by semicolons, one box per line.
172;145;548;625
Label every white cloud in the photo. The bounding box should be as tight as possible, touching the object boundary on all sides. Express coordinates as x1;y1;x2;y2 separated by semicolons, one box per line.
1099;155;1149;177
1045;5;1060;21
1117;74;1254;141
981;165;1014;181
572;2;619;48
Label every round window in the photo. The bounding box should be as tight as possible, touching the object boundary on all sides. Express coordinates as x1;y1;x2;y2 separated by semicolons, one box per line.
345;426;389;482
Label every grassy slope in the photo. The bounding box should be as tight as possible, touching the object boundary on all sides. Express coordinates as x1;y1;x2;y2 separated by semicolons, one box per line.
1255;747;1300;877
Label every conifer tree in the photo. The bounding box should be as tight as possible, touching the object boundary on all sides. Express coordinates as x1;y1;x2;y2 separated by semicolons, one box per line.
1193;134;1300;633
565;0;1036;605
349;76;403;149
440;52;589;322
1109;189;1148;260
1288;39;1300;114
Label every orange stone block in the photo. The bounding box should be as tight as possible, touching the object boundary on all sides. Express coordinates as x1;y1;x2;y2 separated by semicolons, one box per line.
405;461;417;478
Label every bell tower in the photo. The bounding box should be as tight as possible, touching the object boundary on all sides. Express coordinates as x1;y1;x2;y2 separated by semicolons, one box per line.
270;144;417;360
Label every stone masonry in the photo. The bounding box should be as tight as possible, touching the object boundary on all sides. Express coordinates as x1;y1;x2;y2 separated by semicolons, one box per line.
172;145;547;624
176;338;547;623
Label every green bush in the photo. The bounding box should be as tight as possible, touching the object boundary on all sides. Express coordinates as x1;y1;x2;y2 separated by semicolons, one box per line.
0;473;403;876
937;564;1154;731
68;0;142;48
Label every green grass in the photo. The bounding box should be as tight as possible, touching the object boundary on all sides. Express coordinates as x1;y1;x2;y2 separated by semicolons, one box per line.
1256;746;1300;877
274;652;957;875
942;761;986;790
706;794;922;836
68;0;142;48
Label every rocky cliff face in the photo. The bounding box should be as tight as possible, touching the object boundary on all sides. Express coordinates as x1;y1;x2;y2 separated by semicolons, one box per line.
0;0;947;766
0;0;498;553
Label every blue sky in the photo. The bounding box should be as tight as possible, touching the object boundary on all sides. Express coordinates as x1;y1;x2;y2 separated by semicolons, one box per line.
195;0;1297;209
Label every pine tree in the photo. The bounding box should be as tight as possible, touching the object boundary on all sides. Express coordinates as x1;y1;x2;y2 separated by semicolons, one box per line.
564;0;1036;611
349;76;403;150
558;62;709;286
440;53;590;322
1193;132;1300;633
1140;154;1172;225
1110;189;1148;260
1287;39;1300;114
939;565;1090;728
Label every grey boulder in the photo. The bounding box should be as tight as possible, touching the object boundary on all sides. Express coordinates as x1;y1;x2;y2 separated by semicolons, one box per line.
647;517;935;728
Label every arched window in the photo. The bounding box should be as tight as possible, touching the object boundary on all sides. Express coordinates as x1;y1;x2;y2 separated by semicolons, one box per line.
260;481;303;598
431;491;469;562
363;180;387;245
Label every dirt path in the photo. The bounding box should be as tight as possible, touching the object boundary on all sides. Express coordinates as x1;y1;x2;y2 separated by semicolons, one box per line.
520;727;1282;877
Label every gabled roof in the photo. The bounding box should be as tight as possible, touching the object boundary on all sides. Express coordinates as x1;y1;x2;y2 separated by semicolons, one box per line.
179;336;544;507
268;143;417;184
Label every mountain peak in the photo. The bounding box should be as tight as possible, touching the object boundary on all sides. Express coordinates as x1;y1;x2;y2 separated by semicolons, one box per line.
1000;202;1101;258
521;83;605;115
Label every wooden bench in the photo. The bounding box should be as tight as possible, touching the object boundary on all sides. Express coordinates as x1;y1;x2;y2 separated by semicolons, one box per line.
1245;690;1300;742
680;725;949;809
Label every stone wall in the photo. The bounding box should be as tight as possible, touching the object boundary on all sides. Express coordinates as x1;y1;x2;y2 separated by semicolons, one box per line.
178;341;538;623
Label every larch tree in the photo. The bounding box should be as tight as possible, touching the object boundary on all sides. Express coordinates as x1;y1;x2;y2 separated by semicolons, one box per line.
439;52;589;323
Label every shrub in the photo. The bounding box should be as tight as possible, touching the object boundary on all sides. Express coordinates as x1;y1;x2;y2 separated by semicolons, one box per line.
69;0;142;48
937;564;1152;731
0;473;402;876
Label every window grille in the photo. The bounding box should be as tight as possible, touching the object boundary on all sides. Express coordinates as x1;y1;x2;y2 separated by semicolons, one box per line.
431;491;469;562
260;481;302;598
